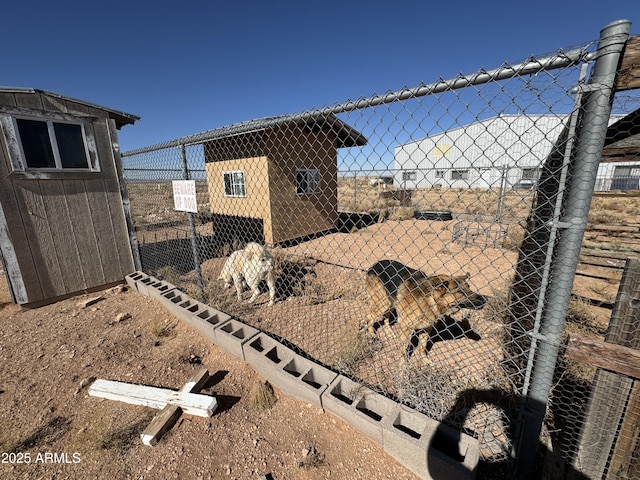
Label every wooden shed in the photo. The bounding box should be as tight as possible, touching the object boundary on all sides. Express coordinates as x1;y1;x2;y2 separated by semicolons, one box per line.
0;87;139;306
203;114;367;245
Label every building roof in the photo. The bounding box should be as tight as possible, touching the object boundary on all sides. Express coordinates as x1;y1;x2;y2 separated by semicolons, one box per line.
0;87;139;129
124;112;367;156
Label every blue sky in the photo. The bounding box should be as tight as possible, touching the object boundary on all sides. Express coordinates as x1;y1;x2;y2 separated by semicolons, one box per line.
3;1;638;152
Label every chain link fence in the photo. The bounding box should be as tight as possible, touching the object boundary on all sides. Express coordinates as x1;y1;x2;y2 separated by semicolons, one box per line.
122;21;639;479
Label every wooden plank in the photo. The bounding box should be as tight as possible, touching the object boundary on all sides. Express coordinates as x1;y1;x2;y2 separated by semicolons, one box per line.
0;201;28;303
85;120;134;280
14;91;44;111
607;380;640;479
88;378;217;417
579;255;627;270
84;179;123;283
565;335;640;379
570;294;614;310
39;181;86;293
107;118;141;272
0;115;24;173
0;136;41;303
588;224;640;234
571;259;640;479
13;180;63;299
615;35;640;91
63;180;106;286
104;177;135;275
141;368;210;446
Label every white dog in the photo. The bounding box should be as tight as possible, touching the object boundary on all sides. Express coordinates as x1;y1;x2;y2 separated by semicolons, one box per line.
218;243;276;306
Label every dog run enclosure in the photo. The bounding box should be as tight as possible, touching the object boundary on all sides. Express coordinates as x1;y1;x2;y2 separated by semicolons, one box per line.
121;21;640;479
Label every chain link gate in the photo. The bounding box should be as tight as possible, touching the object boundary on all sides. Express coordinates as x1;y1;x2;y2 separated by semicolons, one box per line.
121;21;639;479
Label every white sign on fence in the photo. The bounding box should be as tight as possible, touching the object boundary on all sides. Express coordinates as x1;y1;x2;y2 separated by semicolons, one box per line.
172;180;198;213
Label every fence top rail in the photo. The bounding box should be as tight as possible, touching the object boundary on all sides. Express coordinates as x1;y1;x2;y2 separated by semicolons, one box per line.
121;47;592;158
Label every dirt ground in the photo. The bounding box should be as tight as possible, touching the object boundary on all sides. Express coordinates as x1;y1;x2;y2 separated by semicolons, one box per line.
0;215;626;480
0;273;422;480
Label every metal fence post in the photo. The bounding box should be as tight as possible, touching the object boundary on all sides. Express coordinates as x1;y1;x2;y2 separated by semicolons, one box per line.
514;19;631;479
179;144;206;302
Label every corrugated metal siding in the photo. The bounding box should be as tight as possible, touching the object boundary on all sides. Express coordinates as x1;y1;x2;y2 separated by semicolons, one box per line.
394;114;567;189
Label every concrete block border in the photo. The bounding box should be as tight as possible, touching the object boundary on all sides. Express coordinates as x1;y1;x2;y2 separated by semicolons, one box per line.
321;374;396;446
125;271;147;292
126;271;480;479
213;318;260;360
244;332;337;408
382;404;479;479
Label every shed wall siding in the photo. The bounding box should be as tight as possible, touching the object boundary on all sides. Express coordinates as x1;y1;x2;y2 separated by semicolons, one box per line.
267;130;337;244
0;91;134;304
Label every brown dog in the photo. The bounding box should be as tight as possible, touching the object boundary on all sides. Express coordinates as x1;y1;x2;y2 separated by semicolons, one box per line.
364;260;487;363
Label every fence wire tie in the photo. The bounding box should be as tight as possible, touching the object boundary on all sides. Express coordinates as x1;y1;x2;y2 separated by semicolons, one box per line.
545;218;587;231
570;81;613;94
527;331;563;348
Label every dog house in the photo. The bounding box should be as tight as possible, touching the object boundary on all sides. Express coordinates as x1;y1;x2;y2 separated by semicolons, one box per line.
0;88;139;305
203;113;367;245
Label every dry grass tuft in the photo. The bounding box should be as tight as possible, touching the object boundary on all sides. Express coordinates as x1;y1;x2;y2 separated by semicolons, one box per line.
298;271;365;306
248;381;277;412
332;324;379;371
202;280;255;318
502;224;526;251
148;318;177;339
564;297;607;337
388;206;416;221
155;266;183;285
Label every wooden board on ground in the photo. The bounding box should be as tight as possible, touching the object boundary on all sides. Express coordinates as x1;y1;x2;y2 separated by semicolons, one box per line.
141;367;211;446
89;374;217;417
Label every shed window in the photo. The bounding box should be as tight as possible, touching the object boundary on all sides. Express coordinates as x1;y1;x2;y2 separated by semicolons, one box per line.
402;171;417;181
296;169;320;194
223;171;246;197
14;118;93;170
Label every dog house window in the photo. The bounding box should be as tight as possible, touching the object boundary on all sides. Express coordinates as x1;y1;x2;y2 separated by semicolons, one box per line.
0;116;100;172
451;169;469;180
223;170;246;197
296;169;321;195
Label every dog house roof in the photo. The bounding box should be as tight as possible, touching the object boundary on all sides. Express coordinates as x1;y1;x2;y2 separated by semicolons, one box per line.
0;87;140;129
124;112;368;156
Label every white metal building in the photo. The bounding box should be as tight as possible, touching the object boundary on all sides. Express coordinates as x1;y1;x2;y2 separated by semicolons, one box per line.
393;114;638;191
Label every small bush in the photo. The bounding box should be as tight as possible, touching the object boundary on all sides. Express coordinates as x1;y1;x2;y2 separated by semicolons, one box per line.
388;207;415;221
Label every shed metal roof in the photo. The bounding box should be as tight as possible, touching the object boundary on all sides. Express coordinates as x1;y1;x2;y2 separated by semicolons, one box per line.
0;87;140;129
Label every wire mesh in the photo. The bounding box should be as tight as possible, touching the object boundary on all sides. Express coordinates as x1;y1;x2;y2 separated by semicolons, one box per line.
122;36;640;479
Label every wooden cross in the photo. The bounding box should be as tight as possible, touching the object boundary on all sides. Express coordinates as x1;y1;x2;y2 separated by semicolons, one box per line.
88;367;215;446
